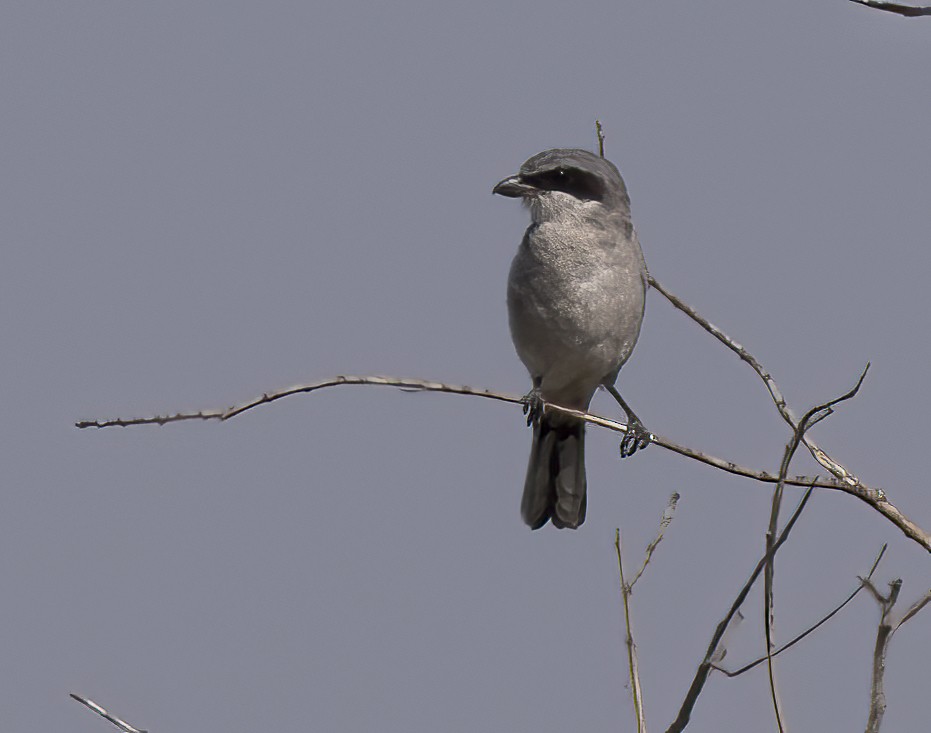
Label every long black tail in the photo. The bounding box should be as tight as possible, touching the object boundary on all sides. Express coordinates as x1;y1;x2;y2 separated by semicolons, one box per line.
521;414;587;529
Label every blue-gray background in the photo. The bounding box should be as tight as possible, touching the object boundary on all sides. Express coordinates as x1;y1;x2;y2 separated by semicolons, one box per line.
3;2;929;731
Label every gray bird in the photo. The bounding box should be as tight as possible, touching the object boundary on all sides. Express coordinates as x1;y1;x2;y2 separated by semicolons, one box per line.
494;148;650;530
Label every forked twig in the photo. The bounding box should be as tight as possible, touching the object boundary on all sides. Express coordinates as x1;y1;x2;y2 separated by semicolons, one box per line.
713;544;887;677
863;581;931;732
761;365;870;732
630;492;679;590
616;529;648;733
665;486;815;733
615;493;679;733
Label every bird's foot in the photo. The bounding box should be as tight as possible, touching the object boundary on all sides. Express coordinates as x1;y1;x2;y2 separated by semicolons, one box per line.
521;387;544;427
620;419;652;458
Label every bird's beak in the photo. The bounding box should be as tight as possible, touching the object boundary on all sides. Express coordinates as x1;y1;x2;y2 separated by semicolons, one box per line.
493;175;537;198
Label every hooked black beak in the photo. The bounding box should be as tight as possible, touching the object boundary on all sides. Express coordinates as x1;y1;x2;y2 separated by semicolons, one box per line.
493;175;537;198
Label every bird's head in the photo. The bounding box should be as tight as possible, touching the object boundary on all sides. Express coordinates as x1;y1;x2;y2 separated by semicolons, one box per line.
493;148;630;224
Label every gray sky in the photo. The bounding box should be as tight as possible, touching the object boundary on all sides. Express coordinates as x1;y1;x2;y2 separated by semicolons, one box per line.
3;2;930;731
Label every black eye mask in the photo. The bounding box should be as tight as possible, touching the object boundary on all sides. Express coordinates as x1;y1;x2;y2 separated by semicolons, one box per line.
522;167;606;202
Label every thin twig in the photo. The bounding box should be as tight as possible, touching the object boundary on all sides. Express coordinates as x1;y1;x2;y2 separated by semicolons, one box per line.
714;544;887;677
616;529;648;733
665;486;814;733
596;119;606;158
649;276;861;486
893;588;931;631
648;277;930;554
763;456;793;731
629;492;679;589
70;694;147;733
849;0;931;15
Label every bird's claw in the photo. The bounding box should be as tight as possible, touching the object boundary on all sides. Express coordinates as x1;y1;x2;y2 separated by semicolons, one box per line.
521;388;544;427
620;420;652;458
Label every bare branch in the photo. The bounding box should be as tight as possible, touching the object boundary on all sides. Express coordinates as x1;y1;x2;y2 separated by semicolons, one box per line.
616;529;648;733
864;579;930;732
630;492;680;590
665;486;814;733
849;0;931;16
648;277;930;553
715;545;887;677
70;694;147;733
866;619;893;732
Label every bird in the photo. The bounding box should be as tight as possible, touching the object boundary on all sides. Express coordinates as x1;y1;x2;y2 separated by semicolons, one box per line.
493;148;650;530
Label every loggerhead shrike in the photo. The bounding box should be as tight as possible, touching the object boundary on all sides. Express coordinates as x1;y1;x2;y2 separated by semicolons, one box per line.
494;148;650;530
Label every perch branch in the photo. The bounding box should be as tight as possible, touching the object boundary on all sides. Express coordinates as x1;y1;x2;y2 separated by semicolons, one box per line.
75;377;876;495
75;373;929;551
73;377;843;492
